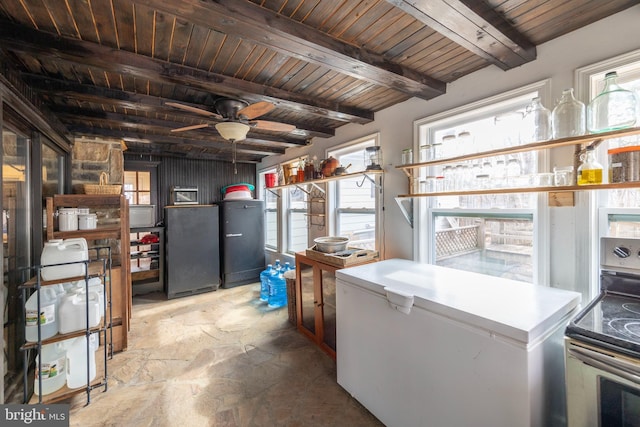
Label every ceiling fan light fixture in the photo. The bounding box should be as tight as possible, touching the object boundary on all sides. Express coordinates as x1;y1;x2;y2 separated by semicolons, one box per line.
215;122;250;142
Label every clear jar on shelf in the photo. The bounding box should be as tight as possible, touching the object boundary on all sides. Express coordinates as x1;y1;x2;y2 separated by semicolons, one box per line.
402;148;413;165
523;97;551;142
587;71;638;133
551;88;586;138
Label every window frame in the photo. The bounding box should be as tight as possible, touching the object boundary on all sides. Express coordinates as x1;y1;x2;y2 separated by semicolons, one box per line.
258;168;279;251
327;133;382;252
576;49;640;297
414;80;552;285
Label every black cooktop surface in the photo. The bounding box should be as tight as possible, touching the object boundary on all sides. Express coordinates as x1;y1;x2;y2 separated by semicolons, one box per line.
567;292;640;358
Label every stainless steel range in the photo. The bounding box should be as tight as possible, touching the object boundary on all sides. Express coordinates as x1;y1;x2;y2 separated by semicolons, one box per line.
565;237;640;427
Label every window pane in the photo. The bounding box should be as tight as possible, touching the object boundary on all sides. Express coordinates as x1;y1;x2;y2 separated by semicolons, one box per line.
288;188;308;253
331;139;379;252
42;144;62;198
435;215;533;283
137;191;151;205
138;173;150;191
264;186;278;249
265;210;278;248
337;212;375;250
607;214;640;237
124;171;137;190
289;211;308;253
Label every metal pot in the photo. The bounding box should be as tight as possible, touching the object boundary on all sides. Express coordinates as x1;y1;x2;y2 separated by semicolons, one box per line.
314;236;349;253
334;163;352;176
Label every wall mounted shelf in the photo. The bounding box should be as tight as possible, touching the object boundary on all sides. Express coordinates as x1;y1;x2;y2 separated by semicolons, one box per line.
270;169;384;191
395;127;640;177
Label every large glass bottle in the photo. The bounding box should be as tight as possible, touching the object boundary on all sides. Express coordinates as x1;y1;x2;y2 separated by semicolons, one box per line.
523;97;551;142
587;71;638;133
577;146;603;185
552;88;586;139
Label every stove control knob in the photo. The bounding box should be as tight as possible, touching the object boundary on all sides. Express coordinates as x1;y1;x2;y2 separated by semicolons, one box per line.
613;246;631;258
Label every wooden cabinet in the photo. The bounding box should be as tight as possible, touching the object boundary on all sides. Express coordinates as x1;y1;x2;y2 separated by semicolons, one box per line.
295;252;376;359
130;227;164;296
45;195;130;353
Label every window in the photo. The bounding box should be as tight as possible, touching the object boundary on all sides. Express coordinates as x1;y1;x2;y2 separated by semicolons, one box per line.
259;169;279;250
328;134;381;251
287;186;308;253
124;171;151;204
578;50;640;296
416;82;551;284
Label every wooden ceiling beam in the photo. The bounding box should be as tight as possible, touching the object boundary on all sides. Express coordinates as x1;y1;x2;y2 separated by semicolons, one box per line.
22;74;336;139
67;125;278;159
0;19;373;124
385;0;536;70
133;0;446;100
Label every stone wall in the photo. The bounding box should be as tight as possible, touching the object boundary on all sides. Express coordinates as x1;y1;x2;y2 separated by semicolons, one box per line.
71;136;124;193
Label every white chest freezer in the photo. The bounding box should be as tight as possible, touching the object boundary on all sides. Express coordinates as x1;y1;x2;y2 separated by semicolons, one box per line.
336;259;581;427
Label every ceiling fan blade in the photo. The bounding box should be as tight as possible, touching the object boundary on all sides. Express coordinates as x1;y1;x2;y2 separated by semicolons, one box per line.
166;102;223;119
238;101;275;120
170;123;210;133
251;120;296;132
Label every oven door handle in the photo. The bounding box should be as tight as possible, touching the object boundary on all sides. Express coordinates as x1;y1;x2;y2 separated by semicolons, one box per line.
569;346;640;386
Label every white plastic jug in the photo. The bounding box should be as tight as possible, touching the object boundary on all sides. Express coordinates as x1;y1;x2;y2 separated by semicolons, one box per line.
58;291;101;334
40;238;89;281
25;287;59;342
34;342;66;396
65;333;98;389
70;278;105;317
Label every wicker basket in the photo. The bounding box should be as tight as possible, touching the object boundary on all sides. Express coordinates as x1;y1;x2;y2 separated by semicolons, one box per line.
83;172;122;195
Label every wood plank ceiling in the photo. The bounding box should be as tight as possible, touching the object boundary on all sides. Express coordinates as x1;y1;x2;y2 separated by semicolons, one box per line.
0;0;636;162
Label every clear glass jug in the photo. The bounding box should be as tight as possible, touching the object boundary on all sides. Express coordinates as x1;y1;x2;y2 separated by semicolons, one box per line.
552;88;586;138
587;71;638;133
523;97;551;142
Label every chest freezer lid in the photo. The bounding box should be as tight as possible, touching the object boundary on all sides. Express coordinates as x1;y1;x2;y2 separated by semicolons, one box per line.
336;259;581;344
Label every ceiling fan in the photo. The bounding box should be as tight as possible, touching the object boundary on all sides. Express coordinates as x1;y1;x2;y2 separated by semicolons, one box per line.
167;98;296;140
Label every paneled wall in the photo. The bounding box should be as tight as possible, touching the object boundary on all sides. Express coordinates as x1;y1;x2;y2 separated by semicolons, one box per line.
125;153;256;221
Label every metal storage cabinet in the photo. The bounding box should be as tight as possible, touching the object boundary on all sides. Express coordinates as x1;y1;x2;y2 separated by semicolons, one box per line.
164;205;220;299
219;200;265;288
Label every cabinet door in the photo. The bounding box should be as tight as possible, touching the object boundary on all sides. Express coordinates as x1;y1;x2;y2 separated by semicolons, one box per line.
320;268;337;351
298;261;316;335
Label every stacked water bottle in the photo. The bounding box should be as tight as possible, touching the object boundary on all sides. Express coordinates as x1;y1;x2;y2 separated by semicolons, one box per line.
259;260;293;309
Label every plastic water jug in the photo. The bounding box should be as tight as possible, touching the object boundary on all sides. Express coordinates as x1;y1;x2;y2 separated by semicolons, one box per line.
268;268;287;309
58;290;101;334
34;342;66;396
67;278;104;317
64;333;98;389
41;238;89;281
25;287;59;342
259;264;274;302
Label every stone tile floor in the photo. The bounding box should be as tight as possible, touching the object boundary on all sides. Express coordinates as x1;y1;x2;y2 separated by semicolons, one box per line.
67;283;383;427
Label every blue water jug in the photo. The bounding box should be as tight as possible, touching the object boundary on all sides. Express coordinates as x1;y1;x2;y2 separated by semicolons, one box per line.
268;268;287;308
259;264;273;302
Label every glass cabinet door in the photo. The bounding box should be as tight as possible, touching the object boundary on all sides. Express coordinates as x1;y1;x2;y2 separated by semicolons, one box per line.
298;261;315;334
321;269;337;351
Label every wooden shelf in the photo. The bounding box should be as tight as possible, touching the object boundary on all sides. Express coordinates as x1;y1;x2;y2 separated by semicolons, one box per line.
28;349;107;404
397;181;640;198
51;225;122;240
270;169;384;190
395;126;640;174
20;261;106;288
21;323;108;350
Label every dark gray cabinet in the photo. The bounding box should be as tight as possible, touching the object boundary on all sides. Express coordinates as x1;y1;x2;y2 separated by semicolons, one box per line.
164;205;220;299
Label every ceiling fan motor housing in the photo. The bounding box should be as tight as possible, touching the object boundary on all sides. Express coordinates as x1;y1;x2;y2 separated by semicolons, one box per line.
215;99;249;120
